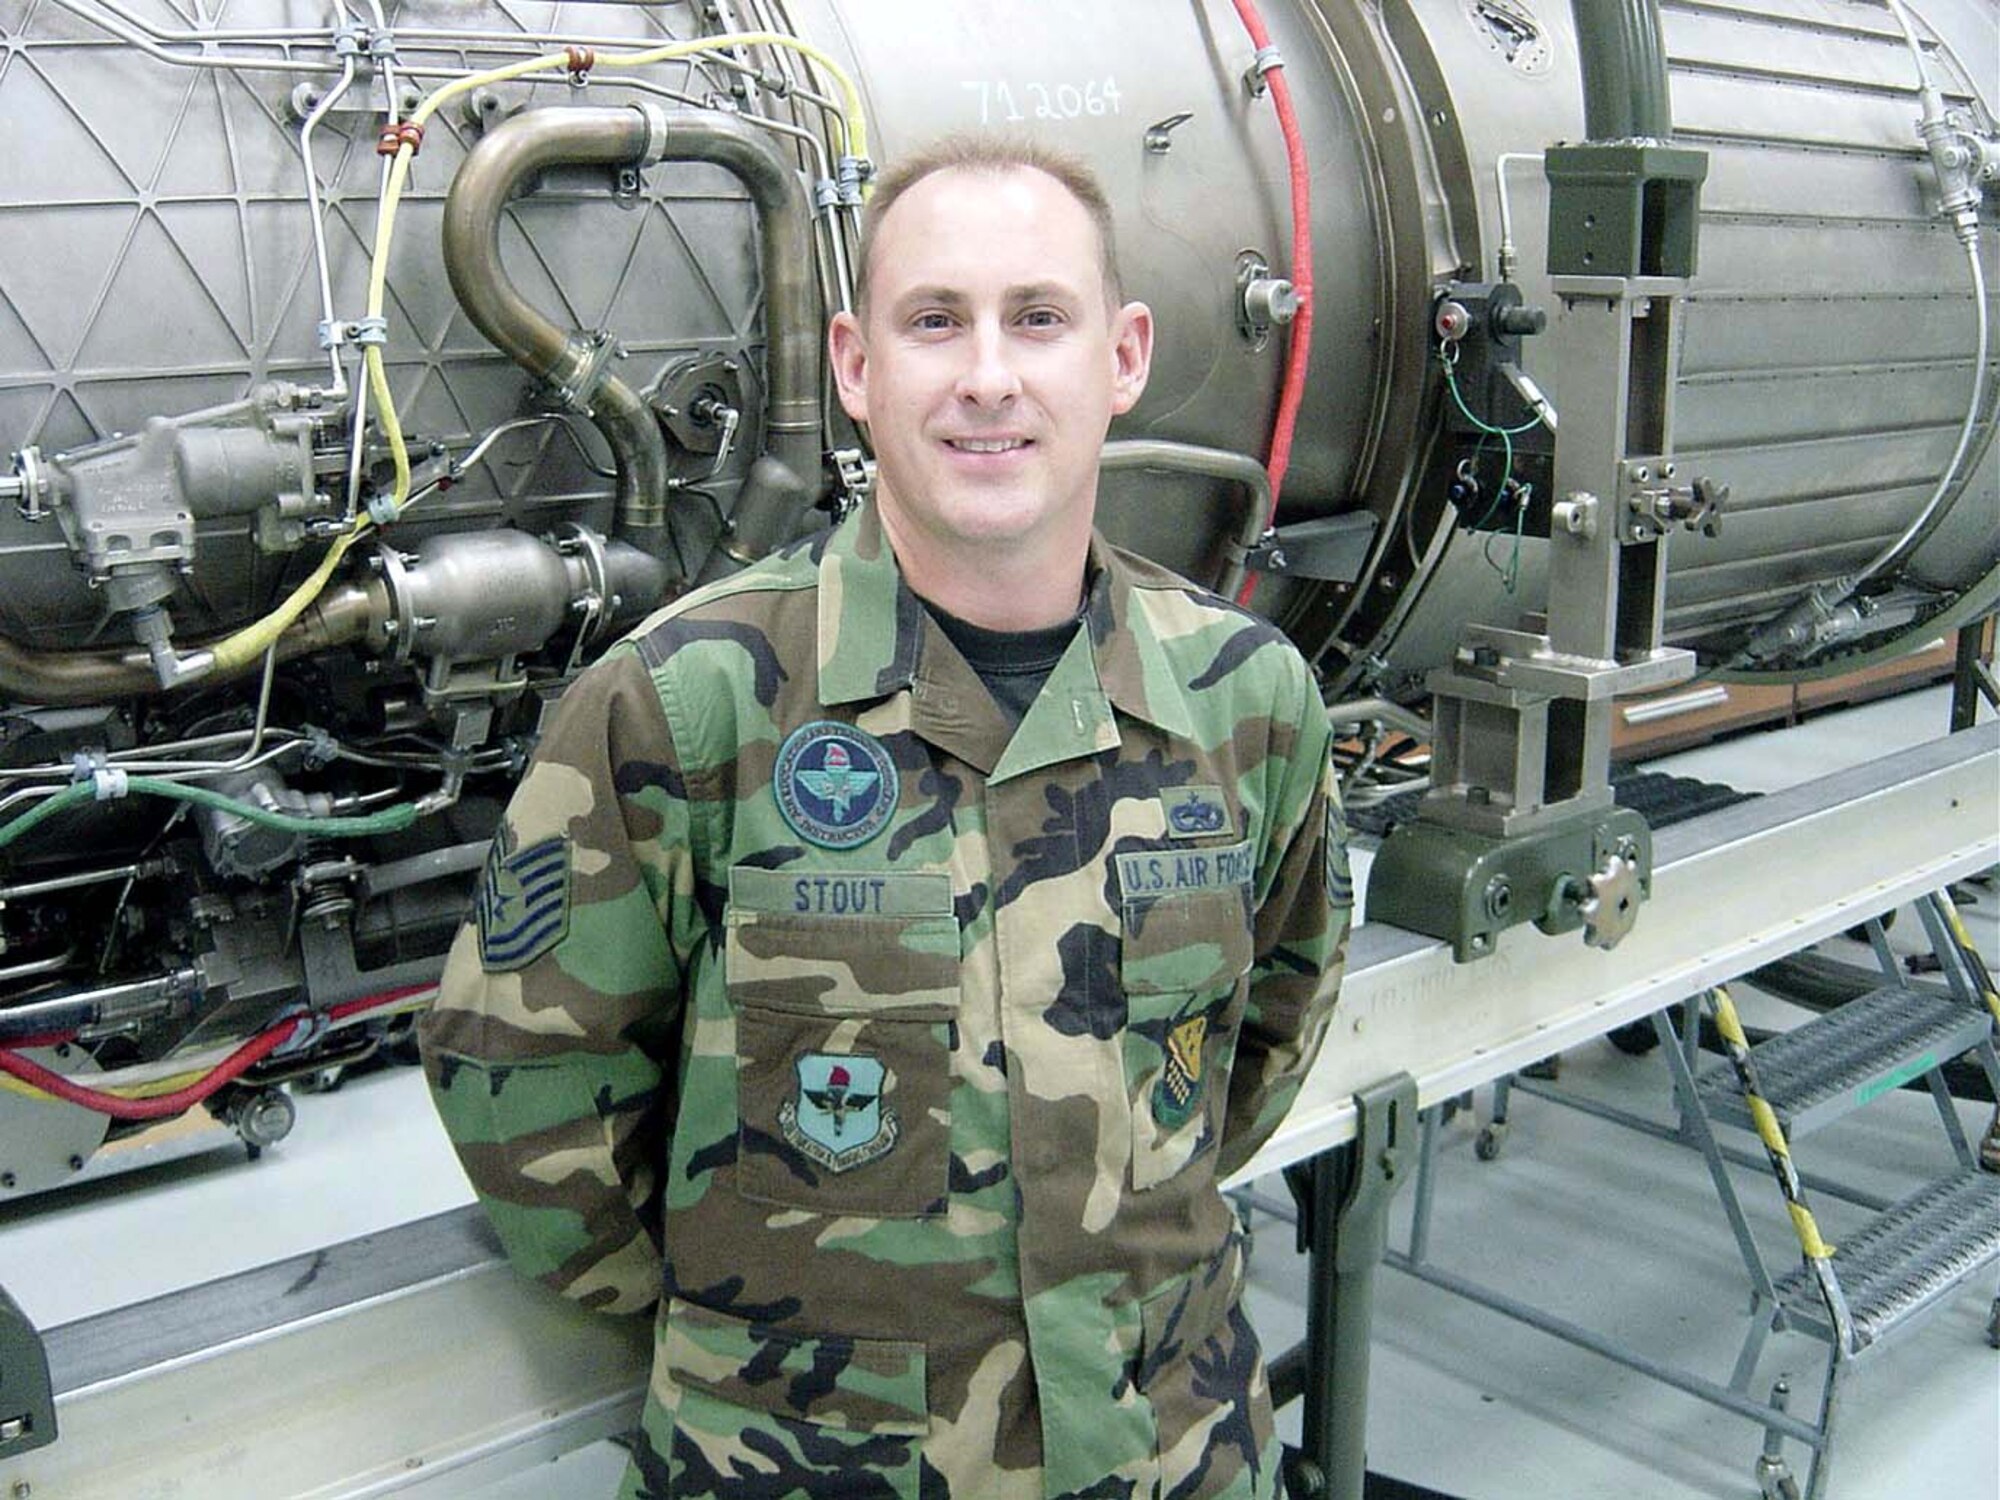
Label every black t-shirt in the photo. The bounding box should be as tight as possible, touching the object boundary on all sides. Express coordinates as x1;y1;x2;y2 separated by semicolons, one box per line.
921;597;1081;726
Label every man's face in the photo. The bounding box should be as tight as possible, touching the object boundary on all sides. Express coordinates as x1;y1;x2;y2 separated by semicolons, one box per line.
828;166;1152;574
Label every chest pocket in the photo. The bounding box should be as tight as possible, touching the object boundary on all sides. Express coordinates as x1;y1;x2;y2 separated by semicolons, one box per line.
724;866;961;1219
1118;843;1257;1191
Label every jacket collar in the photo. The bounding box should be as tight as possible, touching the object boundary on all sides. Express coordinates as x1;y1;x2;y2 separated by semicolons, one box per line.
815;504;1194;775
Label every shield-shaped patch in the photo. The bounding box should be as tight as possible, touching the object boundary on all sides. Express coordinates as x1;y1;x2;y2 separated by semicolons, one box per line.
778;1053;899;1173
1154;1012;1209;1129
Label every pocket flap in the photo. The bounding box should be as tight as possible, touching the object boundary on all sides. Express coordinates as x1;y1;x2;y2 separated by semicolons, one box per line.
726;866;961;1019
663;1297;928;1436
1120;886;1255;997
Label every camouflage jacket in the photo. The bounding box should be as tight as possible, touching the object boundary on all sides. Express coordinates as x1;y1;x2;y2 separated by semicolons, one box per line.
421;503;1350;1500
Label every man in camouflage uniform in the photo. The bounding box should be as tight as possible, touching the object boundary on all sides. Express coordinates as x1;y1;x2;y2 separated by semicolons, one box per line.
421;135;1350;1499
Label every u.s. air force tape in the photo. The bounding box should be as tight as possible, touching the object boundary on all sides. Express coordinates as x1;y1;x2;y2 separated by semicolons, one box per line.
476;834;572;971
1115;839;1255;901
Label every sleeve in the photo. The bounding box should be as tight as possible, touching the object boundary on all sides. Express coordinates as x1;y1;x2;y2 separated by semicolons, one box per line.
1215;651;1350;1179
418;646;696;1315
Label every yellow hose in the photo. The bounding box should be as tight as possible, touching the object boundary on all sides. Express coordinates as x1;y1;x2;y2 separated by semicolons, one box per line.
202;32;867;677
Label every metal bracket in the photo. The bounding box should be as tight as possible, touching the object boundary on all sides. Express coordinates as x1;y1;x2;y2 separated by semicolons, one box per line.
1366;803;1653;960
1242;512;1378;584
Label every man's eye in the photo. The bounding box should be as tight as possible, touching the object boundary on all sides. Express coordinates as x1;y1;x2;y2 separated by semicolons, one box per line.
1019;308;1065;329
911;311;956;332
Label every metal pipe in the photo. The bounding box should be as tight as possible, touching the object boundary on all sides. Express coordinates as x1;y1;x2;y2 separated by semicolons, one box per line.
1098;440;1272;598
443;104;820;564
1568;0;1672;140
297;45;358;401
0;968;200;1043
1323;696;1432;742
0;582;379;705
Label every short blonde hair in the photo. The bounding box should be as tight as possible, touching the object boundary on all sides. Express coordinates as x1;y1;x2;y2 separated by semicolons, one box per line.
855;134;1125;313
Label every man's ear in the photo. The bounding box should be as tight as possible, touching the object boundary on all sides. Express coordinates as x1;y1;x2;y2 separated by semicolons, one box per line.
1108;301;1155;417
828;310;870;424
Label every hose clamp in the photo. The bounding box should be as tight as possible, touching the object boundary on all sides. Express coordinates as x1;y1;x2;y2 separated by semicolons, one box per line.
271;1005;327;1057
299;724;340;770
72;754;128;802
1246;45;1284;96
836;155;872;207
368;27;398;63
366;492;401;526
350;316;389;348
631;101;671;166
814;178;840;211
377;120;424;157
332;24;364;59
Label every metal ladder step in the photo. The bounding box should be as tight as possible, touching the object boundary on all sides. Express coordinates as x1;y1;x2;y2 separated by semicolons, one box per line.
1696;985;1995;1139
1772;1171;2000;1350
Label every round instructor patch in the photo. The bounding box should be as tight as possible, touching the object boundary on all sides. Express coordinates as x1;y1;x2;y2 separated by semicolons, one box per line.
774;721;898;849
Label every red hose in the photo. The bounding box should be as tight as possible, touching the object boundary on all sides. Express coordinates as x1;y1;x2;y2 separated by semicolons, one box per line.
0;982;435;1122
1229;0;1315;608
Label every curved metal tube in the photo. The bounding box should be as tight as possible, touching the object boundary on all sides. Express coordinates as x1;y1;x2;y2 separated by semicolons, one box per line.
0;584;379;705
442;104;821;562
1569;0;1672;140
1099;440;1272;599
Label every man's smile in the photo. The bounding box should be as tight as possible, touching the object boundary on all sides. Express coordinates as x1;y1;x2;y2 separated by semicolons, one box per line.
944;437;1032;453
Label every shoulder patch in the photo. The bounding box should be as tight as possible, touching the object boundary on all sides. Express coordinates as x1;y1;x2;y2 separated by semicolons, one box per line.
774;721;899;850
476;834;572;971
1327;802;1353;911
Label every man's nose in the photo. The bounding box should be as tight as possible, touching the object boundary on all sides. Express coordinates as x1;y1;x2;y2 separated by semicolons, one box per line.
954;319;1021;406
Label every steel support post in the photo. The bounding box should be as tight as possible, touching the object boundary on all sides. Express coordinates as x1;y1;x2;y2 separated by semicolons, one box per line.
1950;616;1997;732
1281;1073;1418;1500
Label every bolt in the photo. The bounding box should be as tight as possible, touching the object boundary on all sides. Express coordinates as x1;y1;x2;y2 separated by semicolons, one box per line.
68;1155;84;1171
1268;548;1288;571
1483;876;1513;919
0;1173;15;1190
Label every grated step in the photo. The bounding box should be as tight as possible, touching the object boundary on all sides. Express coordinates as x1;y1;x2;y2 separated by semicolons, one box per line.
1697;985;1996;1139
1772;1171;2000;1350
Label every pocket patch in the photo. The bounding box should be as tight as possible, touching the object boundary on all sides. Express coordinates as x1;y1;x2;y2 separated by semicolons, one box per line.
779;1052;899;1172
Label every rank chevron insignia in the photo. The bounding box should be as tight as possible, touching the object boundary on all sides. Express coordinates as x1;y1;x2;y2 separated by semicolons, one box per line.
475;833;571;972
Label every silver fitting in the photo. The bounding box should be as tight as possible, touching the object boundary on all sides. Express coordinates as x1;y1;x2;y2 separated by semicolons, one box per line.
549;328;624;416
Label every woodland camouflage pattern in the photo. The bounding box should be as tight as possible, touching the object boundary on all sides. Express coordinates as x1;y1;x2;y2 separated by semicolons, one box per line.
422;502;1349;1499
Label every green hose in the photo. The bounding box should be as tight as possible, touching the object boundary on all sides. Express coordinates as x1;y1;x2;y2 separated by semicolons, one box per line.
0;775;422;854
